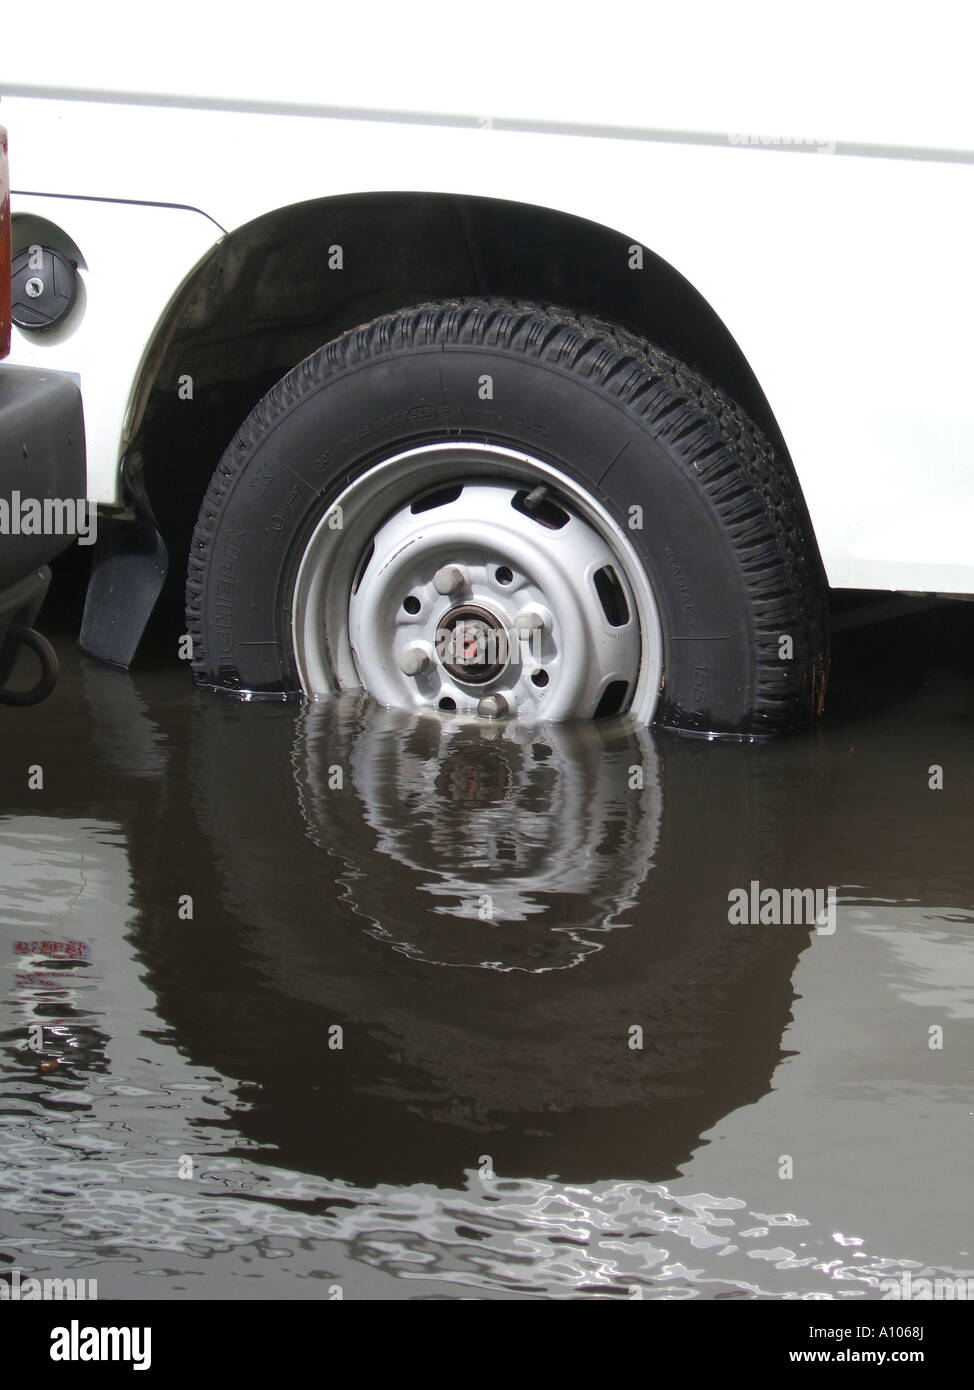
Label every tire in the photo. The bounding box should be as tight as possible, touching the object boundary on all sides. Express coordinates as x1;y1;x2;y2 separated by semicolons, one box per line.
186;298;828;735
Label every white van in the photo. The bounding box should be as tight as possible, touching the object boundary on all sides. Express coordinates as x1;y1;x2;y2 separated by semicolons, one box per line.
2;3;972;734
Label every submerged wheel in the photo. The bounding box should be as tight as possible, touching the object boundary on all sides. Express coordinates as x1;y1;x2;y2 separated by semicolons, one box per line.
187;298;828;733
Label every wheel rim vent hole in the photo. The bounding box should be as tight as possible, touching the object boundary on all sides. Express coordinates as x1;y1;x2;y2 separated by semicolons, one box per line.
593;565;630;627
410;484;465;514
511;489;570;530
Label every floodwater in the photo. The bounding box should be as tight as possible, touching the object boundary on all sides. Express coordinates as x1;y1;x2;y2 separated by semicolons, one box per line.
1;601;972;1300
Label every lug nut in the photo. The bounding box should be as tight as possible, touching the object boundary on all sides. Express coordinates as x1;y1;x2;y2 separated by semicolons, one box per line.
477;693;509;719
433;565;467;596
514;610;545;661
399;644;430;677
514;611;544;638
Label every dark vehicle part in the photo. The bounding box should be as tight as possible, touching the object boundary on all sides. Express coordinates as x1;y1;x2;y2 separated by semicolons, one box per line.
0;616;59;706
1;131;83;705
10;245;79;332
79;454;168;669
0;365;86;707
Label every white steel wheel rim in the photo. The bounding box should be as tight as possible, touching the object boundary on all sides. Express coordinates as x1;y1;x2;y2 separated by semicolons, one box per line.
291;443;662;723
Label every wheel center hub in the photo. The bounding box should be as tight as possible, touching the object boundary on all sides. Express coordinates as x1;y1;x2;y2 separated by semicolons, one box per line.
436;604;509;685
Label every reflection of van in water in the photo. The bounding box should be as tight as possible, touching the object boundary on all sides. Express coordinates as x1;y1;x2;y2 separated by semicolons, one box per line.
3;14;972;733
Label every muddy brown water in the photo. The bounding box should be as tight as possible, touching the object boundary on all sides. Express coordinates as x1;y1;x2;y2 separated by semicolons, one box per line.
1;603;972;1299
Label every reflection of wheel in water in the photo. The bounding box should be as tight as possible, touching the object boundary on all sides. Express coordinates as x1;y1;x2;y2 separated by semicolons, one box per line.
294;701;660;971
121;691;813;1182
63;668;974;1194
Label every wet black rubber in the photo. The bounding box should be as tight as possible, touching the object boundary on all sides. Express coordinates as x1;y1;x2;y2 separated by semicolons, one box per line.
186;298;829;735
